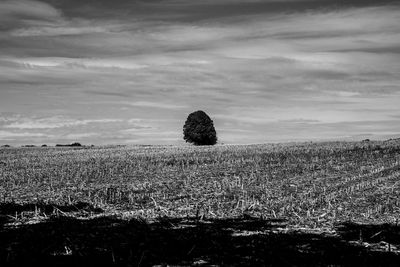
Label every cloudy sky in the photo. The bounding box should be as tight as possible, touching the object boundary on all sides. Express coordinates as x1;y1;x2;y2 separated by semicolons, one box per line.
0;0;399;145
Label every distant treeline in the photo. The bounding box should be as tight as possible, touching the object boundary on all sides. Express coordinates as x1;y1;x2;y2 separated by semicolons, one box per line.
2;142;85;148
55;142;82;147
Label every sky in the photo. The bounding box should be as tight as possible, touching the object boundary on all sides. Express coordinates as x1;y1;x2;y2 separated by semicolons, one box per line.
0;0;400;145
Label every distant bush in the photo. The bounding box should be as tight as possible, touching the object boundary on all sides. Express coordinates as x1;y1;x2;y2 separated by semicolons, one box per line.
56;142;82;147
1;145;11;148
22;145;36;147
41;144;47;147
183;110;217;146
70;142;82;147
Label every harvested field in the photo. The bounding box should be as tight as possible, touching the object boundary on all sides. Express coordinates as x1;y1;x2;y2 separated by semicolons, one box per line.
1;140;400;266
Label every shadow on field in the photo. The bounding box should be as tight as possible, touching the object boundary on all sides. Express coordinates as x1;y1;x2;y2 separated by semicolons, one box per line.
0;212;400;267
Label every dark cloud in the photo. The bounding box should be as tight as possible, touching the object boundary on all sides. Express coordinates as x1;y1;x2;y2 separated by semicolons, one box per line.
329;46;400;54
35;0;400;22
303;70;351;80
84;90;133;98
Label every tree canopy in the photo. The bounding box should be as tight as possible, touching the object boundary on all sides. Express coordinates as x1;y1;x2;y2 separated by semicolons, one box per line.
183;110;217;146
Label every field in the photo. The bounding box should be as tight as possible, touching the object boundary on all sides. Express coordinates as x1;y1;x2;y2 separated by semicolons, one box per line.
1;140;400;266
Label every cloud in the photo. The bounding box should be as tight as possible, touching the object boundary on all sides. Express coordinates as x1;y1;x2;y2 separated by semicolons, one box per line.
61;133;99;139
127;101;188;110
0;0;61;21
4;117;123;129
0;0;63;35
4;57;147;70
0;130;48;140
11;25;111;37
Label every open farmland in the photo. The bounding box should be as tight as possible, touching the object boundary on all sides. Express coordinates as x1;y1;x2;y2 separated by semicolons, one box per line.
1;140;400;266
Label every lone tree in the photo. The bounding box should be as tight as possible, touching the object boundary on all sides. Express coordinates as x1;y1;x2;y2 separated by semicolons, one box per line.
183;110;217;146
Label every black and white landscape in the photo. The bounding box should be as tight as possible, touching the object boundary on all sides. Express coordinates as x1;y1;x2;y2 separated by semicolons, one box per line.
1;0;400;266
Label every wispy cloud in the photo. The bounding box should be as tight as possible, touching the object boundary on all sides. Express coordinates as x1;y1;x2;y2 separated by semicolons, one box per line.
128;101;188;110
3;117;122;129
0;0;61;22
61;132;99;140
0;130;49;140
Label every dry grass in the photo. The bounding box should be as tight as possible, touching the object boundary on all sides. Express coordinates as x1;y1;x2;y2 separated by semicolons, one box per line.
1;140;400;229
